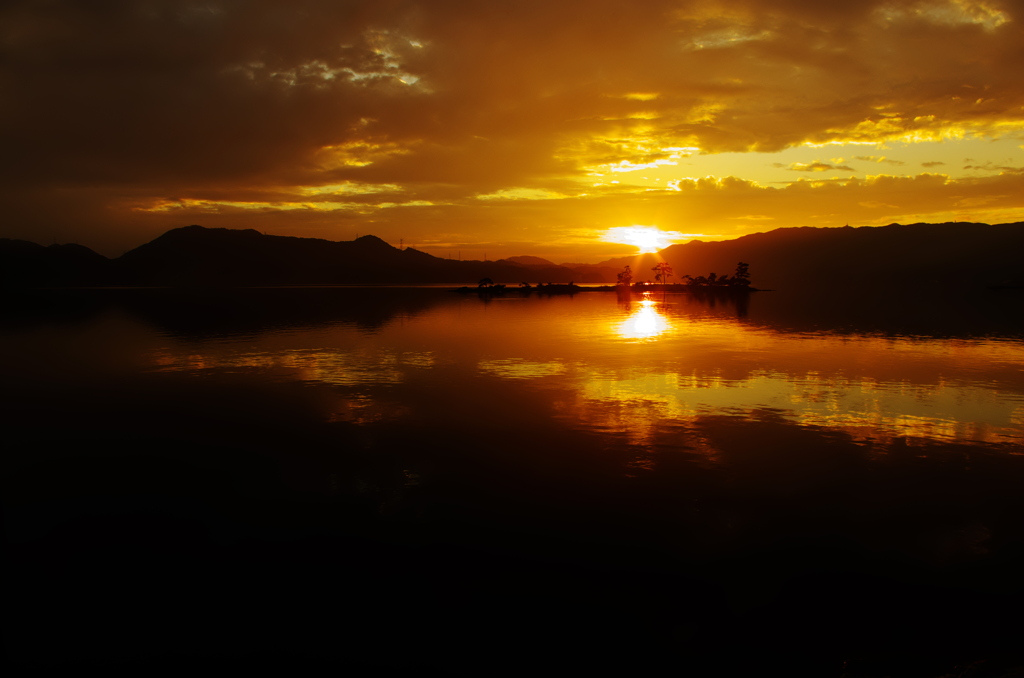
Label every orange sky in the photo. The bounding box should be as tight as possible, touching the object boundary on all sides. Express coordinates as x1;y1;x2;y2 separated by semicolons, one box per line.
2;0;1023;262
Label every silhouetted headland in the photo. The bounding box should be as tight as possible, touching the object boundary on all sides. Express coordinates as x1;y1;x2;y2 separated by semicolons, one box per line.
596;221;1023;292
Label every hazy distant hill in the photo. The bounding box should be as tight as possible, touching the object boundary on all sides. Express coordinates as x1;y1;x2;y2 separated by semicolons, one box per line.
2;222;1021;288
505;255;557;267
596;222;1024;290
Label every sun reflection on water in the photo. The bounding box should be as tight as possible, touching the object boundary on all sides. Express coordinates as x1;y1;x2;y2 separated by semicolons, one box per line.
136;292;1023;449
617;295;671;340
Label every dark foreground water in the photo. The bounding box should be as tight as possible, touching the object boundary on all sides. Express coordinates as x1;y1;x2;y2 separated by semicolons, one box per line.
4;287;1023;675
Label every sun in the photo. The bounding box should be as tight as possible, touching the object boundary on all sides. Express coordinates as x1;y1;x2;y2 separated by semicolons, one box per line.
602;226;681;253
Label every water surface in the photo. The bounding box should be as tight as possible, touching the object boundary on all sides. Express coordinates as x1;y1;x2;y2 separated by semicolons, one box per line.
5;287;1023;673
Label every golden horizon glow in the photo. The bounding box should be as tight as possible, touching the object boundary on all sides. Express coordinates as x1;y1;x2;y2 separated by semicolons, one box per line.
602;226;693;253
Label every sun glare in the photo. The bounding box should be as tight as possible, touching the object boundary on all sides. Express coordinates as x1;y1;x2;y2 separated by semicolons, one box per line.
617;296;671;340
602;226;681;253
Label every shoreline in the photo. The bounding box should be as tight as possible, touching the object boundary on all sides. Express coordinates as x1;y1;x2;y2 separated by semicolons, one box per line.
455;283;762;294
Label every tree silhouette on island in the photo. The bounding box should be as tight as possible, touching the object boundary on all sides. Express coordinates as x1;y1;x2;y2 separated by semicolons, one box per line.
652;262;673;290
625;261;754;291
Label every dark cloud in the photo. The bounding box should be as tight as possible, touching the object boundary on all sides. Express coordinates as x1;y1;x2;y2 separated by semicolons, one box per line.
1;0;410;185
775;162;856;172
963;162;1024;172
856;156;906;165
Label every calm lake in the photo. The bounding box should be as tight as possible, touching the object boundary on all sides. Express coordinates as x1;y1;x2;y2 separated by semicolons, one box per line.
5;286;1023;674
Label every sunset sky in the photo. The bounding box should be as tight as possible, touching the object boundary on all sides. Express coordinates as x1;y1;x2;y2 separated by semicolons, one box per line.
3;0;1023;262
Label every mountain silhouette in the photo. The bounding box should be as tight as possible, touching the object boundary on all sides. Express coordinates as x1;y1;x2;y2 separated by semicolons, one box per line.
596;222;1024;290
0;239;110;287
505;255;558;267
109;226;582;286
1;221;1021;288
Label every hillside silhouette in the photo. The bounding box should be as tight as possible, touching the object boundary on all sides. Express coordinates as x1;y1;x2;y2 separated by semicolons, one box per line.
1;226;583;287
597;222;1023;291
1;221;1021;288
113;226;594;286
0;239;111;287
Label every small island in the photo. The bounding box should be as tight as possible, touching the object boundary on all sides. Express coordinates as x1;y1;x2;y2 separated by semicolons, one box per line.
456;262;760;295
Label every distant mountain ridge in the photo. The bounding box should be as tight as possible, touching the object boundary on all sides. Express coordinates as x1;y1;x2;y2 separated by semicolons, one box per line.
505;255;558;267
595;221;1024;291
2;221;1021;289
0;239;110;287
1;225;587;287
